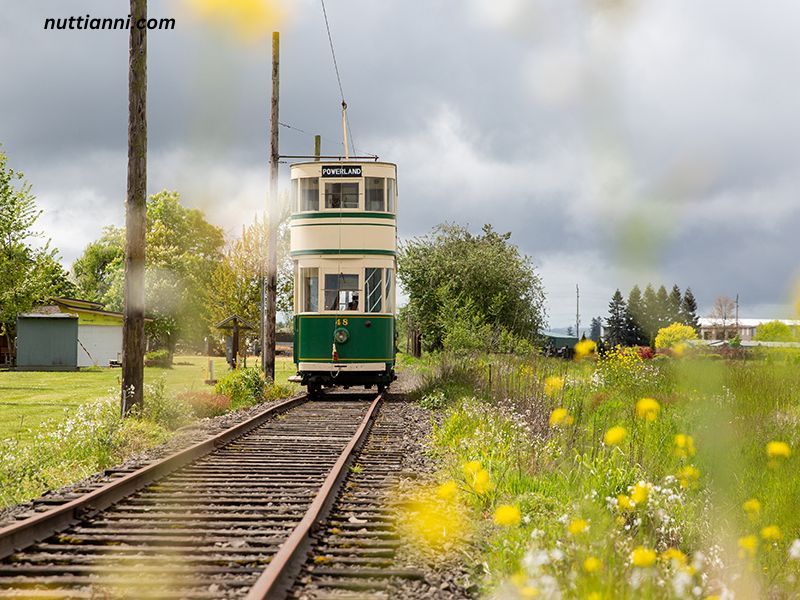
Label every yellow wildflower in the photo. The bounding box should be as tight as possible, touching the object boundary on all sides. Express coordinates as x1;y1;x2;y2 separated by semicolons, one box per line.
661;547;688;566
586;594;601;600
574;339;597;360
635;397;660;421
617;494;633;511
493;504;521;527
674;434;697;458
471;469;494;495
520;587;539;598
567;518;589;535
738;534;758;558
463;460;482;477
766;441;791;459
630;482;652;505
742;498;761;520
761;525;782;541
583;556;603;573
544;375;565;397
631;546;657;568
603;426;627;446
436;480;459;501
677;465;701;489
549;407;574;427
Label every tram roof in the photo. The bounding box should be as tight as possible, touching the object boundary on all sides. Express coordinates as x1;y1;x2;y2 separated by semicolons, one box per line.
288;160;397;169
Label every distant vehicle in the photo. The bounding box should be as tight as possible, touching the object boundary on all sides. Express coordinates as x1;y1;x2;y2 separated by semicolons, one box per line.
288;160;397;396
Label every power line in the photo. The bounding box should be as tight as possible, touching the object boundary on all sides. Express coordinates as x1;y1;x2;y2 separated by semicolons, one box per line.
279;121;377;158
319;0;357;158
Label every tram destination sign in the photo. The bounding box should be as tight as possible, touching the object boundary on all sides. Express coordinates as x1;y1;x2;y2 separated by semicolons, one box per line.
321;165;362;178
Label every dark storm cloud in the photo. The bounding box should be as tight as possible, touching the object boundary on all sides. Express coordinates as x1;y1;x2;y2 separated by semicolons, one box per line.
2;0;799;325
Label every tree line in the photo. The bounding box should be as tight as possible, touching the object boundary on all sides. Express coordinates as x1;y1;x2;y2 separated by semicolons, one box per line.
0;150;292;364
604;284;700;347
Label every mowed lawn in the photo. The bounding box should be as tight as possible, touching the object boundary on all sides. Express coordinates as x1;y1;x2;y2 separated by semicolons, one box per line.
0;355;297;440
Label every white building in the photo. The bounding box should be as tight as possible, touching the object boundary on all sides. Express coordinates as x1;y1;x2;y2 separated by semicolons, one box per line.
697;318;800;341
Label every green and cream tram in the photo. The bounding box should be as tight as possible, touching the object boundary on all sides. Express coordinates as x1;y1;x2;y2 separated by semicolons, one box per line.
289;161;397;395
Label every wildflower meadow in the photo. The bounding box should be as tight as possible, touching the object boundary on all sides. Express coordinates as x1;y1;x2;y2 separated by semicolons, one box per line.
404;344;800;599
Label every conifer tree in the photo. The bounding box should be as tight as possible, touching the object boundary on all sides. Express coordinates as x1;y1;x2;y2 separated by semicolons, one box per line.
589;317;602;342
656;285;670;332
606;289;627;346
642;284;658;343
626;285;647;346
682;287;700;331
668;284;683;325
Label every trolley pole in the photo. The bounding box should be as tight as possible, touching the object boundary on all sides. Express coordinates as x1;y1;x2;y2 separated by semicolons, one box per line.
122;0;147;415
262;31;280;381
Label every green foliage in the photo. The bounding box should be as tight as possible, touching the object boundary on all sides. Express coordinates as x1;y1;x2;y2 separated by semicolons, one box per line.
419;389;448;410
72;191;225;353
0;150;75;350
654;322;699;349
214;367;267;408
754;320;798;342
608;284;700;348
398;223;546;352
144;349;171;368
134;378;193;430
177;390;231;417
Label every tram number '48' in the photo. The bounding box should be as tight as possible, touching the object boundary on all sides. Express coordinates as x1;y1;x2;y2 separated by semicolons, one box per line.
336;319;348;326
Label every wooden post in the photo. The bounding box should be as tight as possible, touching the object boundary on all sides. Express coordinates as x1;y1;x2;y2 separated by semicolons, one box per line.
262;31;280;382
232;319;240;370
314;135;321;160
122;0;147;416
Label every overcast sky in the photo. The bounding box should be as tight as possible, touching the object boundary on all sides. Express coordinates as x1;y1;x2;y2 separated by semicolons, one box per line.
2;0;799;327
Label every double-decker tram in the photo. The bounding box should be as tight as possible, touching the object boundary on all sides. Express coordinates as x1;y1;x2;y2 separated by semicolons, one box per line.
289;160;397;395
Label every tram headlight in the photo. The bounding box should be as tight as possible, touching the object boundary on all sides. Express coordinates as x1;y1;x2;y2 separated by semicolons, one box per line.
333;327;349;344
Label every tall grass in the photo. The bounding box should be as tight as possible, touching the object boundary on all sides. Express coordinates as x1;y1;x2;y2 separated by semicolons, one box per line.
411;349;800;598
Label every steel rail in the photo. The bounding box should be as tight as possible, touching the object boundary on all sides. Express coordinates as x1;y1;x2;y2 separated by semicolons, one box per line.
245;393;383;600
0;394;307;560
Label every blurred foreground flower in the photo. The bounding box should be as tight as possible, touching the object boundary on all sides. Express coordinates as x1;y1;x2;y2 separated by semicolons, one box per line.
493;504;521;527
397;486;468;553
630;481;651;505
766;441;791;459
743;498;761;520
574;339;597;360
674;433;696;458
543;375;565;397
185;0;284;41
635;397;660;421
631;546;657;567
676;465;701;489
738;534;758;558
548;407;573;427
463;461;493;494
603;426;627;446
761;525;782;541
567;518;589;535
583;556;603;573
661;547;688;566
436;480;458;501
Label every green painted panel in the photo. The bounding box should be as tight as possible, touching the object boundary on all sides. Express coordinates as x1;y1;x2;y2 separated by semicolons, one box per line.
16;317;78;370
290;249;396;257
291;211;396;220
294;314;395;365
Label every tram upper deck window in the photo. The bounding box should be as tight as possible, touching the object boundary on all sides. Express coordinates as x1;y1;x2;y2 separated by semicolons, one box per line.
325;182;359;209
299;268;318;312
365;178;385;211
365;268;383;313
297;178;319;211
324;273;359;311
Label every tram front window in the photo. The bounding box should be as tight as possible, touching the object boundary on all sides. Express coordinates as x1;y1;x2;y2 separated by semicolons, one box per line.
325;182;359;209
300;268;318;312
324;273;359;311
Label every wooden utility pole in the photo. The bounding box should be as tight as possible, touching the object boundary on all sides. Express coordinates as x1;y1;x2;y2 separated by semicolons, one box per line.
122;0;147;415
575;284;581;340
314;135;321;160
261;31;280;381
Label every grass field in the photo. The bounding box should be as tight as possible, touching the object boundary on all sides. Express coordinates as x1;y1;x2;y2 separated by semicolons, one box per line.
0;355;297;440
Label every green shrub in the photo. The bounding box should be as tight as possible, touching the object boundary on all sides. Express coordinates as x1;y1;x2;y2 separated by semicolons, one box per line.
419;389;447;410
214;367;267;408
136;378;193;429
144;349;171;368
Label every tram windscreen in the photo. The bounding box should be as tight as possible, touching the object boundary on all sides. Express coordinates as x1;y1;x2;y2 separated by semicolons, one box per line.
325;273;359;311
365;268;383;312
299;178;319;211
325;182;359;209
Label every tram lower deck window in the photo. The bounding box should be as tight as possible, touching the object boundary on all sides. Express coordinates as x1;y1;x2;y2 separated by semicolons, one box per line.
324;273;359;311
325;182;359;209
299;268;318;312
365;268;383;312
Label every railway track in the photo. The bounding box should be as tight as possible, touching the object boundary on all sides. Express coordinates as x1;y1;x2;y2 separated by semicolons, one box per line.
0;392;414;599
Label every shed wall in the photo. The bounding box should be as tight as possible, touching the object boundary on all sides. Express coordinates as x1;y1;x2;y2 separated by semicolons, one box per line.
77;324;122;367
16;317;78;370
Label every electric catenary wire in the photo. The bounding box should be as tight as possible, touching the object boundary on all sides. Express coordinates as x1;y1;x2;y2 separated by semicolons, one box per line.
319;0;357;158
279;121;377;159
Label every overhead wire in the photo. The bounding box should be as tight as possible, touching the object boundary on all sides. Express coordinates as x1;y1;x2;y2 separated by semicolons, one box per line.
319;0;357;158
